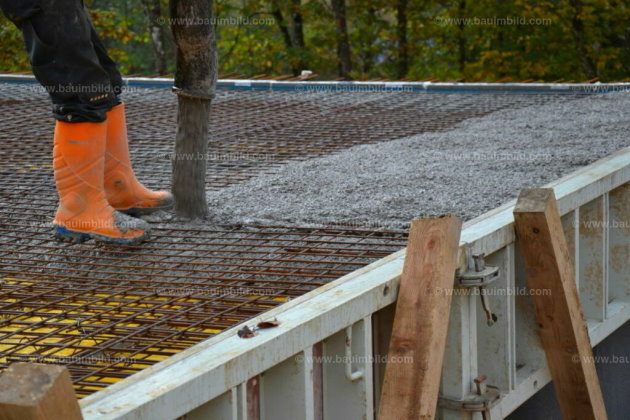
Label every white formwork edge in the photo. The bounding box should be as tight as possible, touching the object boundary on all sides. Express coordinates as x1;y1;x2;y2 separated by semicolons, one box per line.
2;73;630;93
80;147;630;420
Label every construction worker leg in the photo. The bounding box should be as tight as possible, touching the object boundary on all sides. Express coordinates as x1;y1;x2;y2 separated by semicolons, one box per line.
52;120;151;244
1;0;151;244
84;8;173;214
104;103;174;215
89;19;124;97
1;0;118;122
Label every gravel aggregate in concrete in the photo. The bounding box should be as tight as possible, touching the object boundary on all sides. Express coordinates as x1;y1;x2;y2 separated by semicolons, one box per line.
205;92;629;230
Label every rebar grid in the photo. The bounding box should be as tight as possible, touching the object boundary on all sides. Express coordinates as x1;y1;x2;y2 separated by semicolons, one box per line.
1;221;404;396
0;82;588;396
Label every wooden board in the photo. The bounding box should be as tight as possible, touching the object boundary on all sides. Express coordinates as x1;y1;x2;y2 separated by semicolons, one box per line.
0;363;83;420
513;188;607;420
377;215;462;420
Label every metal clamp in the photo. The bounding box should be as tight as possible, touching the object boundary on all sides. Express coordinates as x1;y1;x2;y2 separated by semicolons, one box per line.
456;253;500;287
456;253;500;326
172;86;215;101
438;375;501;420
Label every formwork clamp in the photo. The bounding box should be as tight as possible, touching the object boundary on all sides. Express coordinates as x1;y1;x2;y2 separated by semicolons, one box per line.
438;375;501;420
455;252;500;326
456;252;500;287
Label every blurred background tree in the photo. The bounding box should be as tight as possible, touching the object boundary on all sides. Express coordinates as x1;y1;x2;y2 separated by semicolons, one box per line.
1;0;629;81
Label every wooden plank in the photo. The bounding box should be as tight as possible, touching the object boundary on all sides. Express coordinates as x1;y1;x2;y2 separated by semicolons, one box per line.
513;188;608;420
0;363;83;420
378;215;462;420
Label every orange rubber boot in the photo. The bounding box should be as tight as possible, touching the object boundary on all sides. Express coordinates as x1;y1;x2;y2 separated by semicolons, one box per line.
52;120;151;245
104;103;173;215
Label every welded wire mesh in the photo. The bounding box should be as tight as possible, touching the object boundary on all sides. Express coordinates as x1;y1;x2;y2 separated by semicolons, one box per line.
0;82;587;396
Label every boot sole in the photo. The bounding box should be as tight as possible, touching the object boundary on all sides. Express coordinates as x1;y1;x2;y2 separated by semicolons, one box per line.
118;202;173;217
53;225;150;246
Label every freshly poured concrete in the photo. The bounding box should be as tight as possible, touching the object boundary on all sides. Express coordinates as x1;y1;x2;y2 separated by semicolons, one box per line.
206;92;629;230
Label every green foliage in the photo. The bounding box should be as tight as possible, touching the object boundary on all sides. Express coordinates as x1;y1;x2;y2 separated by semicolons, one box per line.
0;15;29;71
216;0;287;75
345;0;392;78
0;0;629;81
87;0;156;74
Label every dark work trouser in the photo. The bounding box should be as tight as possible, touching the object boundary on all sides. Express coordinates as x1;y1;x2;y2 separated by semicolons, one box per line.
0;0;123;122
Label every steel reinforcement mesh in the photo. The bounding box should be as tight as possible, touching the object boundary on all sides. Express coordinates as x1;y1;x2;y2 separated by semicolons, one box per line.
0;82;588;397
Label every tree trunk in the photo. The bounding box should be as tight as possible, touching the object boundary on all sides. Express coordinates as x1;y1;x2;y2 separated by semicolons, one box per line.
331;0;351;79
570;0;597;79
396;0;408;79
271;0;299;74
457;0;466;77
169;0;217;220
271;4;292;51
271;0;308;75
623;27;630;74
142;0;168;75
289;0;307;73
